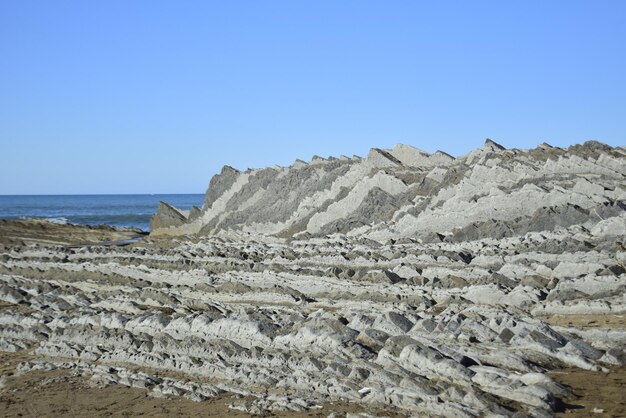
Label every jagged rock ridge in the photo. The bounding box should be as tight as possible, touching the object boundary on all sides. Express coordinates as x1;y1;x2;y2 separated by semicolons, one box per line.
1;139;625;417
151;140;626;243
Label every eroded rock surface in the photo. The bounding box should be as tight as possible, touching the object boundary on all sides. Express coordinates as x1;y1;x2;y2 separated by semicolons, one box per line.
151;140;626;243
1;140;626;417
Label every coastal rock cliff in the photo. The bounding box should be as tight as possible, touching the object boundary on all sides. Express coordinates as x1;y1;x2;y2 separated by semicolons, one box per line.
151;140;626;241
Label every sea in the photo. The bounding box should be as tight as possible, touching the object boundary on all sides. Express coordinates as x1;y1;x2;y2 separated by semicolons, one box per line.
0;194;205;232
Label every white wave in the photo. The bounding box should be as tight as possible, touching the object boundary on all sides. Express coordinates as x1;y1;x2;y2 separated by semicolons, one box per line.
18;216;69;224
45;217;69;224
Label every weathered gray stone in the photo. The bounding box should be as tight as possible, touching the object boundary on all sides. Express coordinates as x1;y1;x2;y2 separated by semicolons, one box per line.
3;141;626;417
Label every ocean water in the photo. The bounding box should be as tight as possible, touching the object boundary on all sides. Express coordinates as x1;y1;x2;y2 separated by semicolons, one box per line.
0;194;204;231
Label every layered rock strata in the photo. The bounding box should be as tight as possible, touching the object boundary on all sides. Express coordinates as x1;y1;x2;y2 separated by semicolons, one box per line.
151;140;626;244
1;140;625;417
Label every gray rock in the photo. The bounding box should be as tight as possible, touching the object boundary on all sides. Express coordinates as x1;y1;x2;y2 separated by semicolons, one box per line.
150;202;188;230
3;140;626;417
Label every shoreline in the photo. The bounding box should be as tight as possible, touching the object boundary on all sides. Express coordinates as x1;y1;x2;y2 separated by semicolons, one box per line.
0;218;147;247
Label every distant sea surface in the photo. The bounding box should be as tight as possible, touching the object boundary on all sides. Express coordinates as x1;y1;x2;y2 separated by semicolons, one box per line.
0;194;204;231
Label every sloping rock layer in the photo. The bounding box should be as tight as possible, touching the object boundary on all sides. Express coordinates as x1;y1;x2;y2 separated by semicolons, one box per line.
151;140;626;244
1;140;626;417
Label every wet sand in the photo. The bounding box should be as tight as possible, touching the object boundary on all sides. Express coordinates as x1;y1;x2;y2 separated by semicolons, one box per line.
543;314;626;417
539;314;626;330
552;367;626;417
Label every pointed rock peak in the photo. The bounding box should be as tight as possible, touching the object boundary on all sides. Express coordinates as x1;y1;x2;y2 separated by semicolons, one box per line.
539;142;554;149
582;140;612;151
151;201;188;231
292;159;308;169
221;165;240;175
310;155;328;165
484;138;506;151
158;201;186;216
388;144;435;167
459;139;505;163
566;140;613;158
366;148;403;168
203;165;243;210
392;143;429;156
433;150;455;159
188;206;203;222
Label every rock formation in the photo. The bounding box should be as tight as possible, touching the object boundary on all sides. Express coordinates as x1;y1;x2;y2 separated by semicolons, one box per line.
2;140;626;417
151;140;626;244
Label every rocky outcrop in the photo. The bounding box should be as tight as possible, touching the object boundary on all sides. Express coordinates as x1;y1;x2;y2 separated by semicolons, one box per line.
149;201;189;230
1;215;625;416
151;140;626;243
2;140;625;417
203;165;241;210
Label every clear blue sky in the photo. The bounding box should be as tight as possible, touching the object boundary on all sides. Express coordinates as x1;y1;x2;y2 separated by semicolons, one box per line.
1;1;624;194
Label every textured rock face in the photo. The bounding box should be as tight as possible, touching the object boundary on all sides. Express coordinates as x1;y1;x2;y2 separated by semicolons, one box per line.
151;140;626;242
1;140;626;417
2;221;625;416
150;201;189;230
